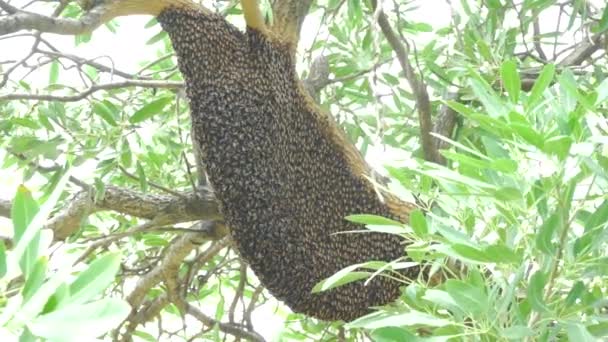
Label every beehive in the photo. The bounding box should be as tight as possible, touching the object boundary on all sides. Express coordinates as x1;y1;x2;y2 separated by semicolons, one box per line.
157;6;418;321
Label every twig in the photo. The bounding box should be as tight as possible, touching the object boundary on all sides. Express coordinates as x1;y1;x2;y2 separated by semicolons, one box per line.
184;302;266;342
0;79;183;101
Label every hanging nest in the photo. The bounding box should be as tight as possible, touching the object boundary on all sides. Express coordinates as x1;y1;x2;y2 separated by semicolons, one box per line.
157;4;419;321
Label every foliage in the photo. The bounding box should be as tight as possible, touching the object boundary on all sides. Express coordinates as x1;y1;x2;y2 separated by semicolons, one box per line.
0;0;607;341
0;176;130;341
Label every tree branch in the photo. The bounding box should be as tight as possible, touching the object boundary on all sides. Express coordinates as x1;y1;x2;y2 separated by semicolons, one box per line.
371;0;438;163
271;0;313;41
0;80;183;102
0;184;222;241
0;198;10;218
184;302;266;342
119;233;230;341
0;3;112;36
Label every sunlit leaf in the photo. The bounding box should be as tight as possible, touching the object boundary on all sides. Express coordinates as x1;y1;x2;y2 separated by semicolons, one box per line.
527;271;549;313
68;253;122;305
527;63;555;108
28;299;131;340
501;60;521;103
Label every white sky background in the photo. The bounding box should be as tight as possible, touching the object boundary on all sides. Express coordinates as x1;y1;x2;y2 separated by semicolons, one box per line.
1;0;601;340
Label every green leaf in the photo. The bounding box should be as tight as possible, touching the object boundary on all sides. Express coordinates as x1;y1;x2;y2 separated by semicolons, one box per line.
543;135;572;160
22;257;48;302
28;298;131;341
502;325;534;339
483;244;520;264
347;310;451;329
0;242;6;279
48;61;59;85
489;158;518;173
527;63;555;108
451;244;493;263
445;279;487;316
345;214;403;226
501;60;521;103
596;77;608;104
558;69;594;110
409;210;428;237
584;200;608;232
370;327;416;341
13;170;71;275
92;101;118;126
15;262;72;326
565;323;597;342
468;71;507;117
422;289;462;314
527;271;549;313
129;96;172;123
11;185;41;276
68;253;122;305
592;5;608;33
120;137;132;168
510;121;544;148
587;322;608;337
215;296;224;321
136;161;148;192
144;18;158;29
146;30;168;45
11;185;40;243
312;263;370;293
536;213;560;255
347;0;362;22
491;187;522;201
564;281;585;307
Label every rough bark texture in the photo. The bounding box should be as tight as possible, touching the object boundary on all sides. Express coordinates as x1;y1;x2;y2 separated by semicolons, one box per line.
157;6;417;321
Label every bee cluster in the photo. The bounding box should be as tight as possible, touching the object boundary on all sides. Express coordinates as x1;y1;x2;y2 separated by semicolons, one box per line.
158;6;419;321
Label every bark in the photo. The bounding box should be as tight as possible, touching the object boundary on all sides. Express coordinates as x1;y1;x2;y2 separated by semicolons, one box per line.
270;0;313;41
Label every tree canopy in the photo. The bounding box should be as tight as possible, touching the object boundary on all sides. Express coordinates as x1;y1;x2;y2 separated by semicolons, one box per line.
0;0;607;341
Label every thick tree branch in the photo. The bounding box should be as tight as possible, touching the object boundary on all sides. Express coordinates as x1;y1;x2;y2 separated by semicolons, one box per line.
0;1;17;14
119;233;231;341
126;233;229;309
271;0;313;41
0;184;222;241
432;92;459;165
0;0;206;37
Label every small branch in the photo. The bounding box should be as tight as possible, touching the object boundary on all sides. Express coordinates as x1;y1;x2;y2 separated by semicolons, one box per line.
0;1;18;14
0;80;183;102
184;302;266;342
0;198;10;218
228;262;247;323
532;15;547;61
38;48;149;81
559;34;604;67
